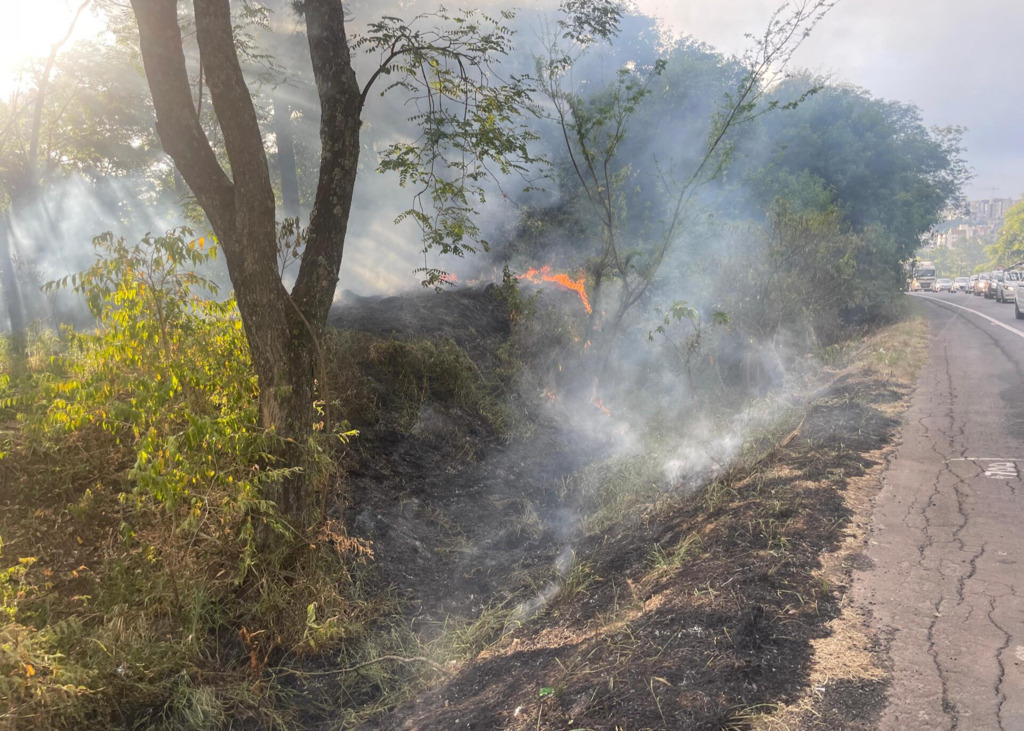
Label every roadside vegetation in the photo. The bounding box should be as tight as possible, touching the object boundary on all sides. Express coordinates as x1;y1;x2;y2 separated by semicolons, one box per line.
0;0;962;728
984;198;1024;268
369;303;931;730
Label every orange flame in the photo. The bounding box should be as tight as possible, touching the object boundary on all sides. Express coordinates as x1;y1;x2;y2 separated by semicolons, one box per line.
589;379;612;417
520;266;592;314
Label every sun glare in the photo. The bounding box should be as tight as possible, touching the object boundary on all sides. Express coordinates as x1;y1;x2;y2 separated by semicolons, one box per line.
0;0;103;98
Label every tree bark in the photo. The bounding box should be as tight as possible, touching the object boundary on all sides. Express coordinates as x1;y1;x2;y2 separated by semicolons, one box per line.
272;94;301;220
130;0;361;519
0;215;27;367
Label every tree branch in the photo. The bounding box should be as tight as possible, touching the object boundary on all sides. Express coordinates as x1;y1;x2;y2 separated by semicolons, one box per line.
130;0;235;243
291;0;362;324
28;0;91;184
193;0;277;263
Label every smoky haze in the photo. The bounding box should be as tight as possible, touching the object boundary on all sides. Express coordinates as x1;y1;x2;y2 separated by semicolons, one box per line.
0;5;972;719
637;0;1024;200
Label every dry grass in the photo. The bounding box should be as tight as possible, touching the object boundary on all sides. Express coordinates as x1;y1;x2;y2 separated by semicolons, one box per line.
748;311;929;730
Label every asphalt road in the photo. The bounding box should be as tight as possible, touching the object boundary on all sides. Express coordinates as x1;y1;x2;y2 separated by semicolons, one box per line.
855;291;1024;730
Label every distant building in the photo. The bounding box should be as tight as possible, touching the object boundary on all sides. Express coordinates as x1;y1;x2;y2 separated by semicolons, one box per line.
928;196;1018;249
969;198;1015;223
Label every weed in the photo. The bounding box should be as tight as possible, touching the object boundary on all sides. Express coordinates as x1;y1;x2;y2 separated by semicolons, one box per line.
562;453;665;535
324;330;517;441
0;232;395;728
702;479;739;513
750;517;792;553
646;533;702;572
560;554;597;605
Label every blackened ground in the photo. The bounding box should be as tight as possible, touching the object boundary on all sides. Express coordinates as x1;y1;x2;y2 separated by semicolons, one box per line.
331;286;510;368
343;421;597;625
360;373;905;730
328;286;606;631
324;287;909;729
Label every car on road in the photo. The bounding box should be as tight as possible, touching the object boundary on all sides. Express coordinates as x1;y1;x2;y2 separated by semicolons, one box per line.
967;274;979;294
990;271;1006;300
953;277;970;293
1015;283;1024;319
976;272;993;297
936;278;953;292
996;270;1022;302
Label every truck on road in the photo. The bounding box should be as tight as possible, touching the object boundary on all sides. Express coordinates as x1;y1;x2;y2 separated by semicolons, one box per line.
911;261;937;291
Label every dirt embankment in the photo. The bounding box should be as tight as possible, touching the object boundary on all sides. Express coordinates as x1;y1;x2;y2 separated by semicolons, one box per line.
328;286;603;627
326;288;925;730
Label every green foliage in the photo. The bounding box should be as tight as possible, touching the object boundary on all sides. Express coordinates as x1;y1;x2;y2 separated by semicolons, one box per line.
751;80;969;264
0;228;381;728
528;2;834;331
931;234;989;277
986;199;1024;267
557;0;625;45
651;300;730;394
752;199;872;345
357;8;541;286
0;539;34;622
34;228;287;561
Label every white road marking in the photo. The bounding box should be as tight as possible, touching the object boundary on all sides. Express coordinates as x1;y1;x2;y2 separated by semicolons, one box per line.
984;461;1018;479
948;458;1024;461
913;294;1024;341
947;458;1021;478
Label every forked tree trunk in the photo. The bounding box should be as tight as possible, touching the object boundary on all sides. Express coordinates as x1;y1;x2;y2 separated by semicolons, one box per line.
131;0;362;520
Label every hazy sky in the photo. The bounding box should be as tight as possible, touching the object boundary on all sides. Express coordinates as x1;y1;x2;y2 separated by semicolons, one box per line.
2;0;1019;201
635;0;1024;200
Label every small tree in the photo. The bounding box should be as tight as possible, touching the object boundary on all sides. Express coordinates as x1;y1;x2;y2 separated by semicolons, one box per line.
651;301;729;395
536;0;834;333
128;0;537;517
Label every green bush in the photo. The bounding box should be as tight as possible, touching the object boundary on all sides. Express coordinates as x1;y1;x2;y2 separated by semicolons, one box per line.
0;229;374;728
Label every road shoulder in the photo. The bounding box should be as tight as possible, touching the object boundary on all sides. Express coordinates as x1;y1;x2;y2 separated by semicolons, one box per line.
757;307;930;729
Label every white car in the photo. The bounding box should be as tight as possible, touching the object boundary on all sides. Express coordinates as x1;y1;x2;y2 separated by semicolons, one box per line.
996;270;1022;303
1015;280;1024;319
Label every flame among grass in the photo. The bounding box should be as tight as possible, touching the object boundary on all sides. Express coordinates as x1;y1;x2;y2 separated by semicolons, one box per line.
521;266;592;314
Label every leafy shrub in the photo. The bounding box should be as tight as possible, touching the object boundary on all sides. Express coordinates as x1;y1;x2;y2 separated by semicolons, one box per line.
30;229;291;560
0;229;374;728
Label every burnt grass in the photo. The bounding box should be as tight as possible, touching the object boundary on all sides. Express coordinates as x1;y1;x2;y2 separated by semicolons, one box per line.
326;287;904;730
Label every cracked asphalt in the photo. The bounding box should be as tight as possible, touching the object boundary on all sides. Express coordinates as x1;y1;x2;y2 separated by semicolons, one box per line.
855;294;1024;730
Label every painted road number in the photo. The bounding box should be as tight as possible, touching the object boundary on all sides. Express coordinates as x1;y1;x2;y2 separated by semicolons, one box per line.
984;461;1018;479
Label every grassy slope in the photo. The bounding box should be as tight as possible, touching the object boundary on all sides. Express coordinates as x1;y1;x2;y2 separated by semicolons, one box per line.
369;305;929;730
0;290;927;730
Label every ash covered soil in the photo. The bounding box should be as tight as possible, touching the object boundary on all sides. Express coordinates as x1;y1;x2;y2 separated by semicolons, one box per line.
328;286;602;625
324;287;912;730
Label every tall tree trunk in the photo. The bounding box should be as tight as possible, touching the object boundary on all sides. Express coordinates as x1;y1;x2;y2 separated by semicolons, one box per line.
131;0;362;520
273;93;301;221
0;216;28;367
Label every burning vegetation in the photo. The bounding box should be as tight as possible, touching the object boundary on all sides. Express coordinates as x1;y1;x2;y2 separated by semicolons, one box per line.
0;0;965;729
520;266;592;314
